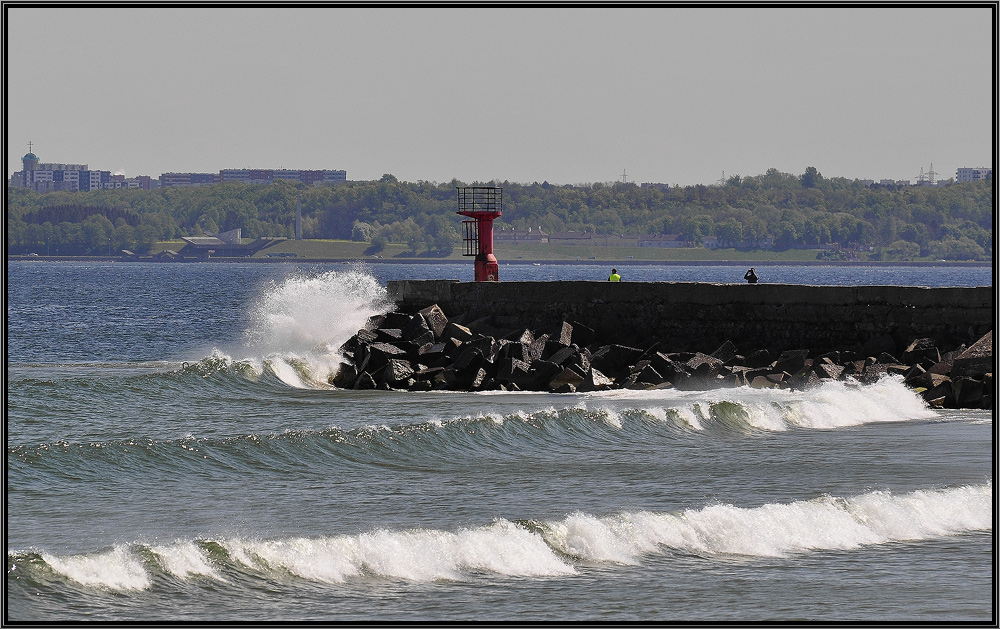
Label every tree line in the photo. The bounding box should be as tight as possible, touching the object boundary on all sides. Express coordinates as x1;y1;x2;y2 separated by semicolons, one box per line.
6;167;993;260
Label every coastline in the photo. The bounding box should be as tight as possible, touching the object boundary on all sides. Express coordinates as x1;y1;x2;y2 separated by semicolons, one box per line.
5;255;992;267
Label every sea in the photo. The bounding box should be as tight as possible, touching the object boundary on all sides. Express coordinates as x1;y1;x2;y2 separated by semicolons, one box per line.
6;261;995;623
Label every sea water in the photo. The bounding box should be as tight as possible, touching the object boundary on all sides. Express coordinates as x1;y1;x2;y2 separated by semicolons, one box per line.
6;262;994;622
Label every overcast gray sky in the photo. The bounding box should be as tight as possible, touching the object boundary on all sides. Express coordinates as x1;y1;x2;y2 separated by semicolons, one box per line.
6;6;994;186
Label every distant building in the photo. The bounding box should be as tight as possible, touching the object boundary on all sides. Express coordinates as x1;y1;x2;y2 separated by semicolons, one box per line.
640;182;671;190
159;172;220;187
638;234;687;248
956;167;992;183
219;169;346;186
548;231;594;245
495;227;548;243
10;149;101;192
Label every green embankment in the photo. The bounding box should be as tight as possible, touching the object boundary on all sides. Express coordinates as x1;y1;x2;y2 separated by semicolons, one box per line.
151;239;838;262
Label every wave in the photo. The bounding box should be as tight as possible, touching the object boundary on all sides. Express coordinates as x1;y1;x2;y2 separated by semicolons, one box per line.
8;482;991;591
7;375;957;477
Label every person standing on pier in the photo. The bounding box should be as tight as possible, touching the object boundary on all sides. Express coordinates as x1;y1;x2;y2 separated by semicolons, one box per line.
744;268;759;283
608;268;621;282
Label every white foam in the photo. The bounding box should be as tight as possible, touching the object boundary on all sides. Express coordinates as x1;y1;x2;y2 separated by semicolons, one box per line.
542;482;992;560
42;546;150;591
218;519;574;583
579;375;936;432
149;541;226;582
235;269;391;389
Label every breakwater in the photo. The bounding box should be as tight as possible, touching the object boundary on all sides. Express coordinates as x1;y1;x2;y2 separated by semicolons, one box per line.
387;280;993;354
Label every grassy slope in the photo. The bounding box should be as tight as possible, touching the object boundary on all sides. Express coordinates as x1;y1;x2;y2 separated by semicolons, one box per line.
152;239;839;262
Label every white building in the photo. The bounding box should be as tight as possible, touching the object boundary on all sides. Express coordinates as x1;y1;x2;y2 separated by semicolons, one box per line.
956;167;992;183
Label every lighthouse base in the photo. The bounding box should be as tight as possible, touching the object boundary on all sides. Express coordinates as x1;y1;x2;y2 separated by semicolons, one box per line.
474;254;499;282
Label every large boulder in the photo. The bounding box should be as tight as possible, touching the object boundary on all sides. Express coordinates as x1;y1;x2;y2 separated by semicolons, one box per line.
951;331;992;378
418;304;449;338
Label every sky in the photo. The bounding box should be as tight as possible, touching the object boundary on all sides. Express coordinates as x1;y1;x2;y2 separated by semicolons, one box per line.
5;6;995;186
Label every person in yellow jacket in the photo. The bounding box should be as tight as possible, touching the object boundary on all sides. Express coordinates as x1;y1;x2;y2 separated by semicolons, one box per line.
608;268;621;282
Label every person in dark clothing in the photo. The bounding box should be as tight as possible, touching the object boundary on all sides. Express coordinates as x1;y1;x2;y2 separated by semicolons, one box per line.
744;268;759;283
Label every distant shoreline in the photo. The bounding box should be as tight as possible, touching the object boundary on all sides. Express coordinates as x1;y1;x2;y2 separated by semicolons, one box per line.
6;255;991;267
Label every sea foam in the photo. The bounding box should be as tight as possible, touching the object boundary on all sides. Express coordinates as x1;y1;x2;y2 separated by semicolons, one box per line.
25;482;990;590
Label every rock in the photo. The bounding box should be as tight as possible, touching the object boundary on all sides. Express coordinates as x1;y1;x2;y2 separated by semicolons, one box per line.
442;322;474;344
454;346;485;374
498;358;531;381
903;337;941;364
503;328;535;345
382;358;415;385
813;361;844;380
417;304;449;338
418;342;448;363
590;344;644;377
953;377;984;409
366;342;408;369
553;321;573;346
528;336;549;362
744;348;773;369
952;331;992;378
635;363;665;385
863;334;897;358
331;362;358;388
922;378;954;407
502;342;532;363
710;340;740;364
773;349;809;376
549;367;585;390
353;371;377;390
568;320;597;347
584;368;615;391
685;352;724;375
547;345;578;366
376;328;404;343
876;352;900;365
401;313;434;344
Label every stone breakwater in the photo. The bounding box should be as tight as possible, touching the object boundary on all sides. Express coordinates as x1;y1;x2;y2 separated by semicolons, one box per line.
329;280;993;409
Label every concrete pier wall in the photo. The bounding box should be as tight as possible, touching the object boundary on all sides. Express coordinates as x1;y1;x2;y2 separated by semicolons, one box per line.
387;280;994;354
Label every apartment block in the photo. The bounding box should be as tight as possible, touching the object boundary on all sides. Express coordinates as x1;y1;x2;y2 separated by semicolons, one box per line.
956;167;992;183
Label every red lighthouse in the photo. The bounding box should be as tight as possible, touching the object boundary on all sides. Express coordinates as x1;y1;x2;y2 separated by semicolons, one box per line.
457;186;502;282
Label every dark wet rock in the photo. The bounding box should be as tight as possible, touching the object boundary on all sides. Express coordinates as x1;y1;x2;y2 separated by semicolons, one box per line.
568;320;597;347
354;371;377;390
953;377;984;409
710;340;740;364
380;312;415;330
442;322;474;344
951;331;992;378
547;345;578;366
773;349;809;375
366;342;408;369
549;367;585;391
383;358;415;385
332;305;990;404
863;334;897;358
417;304;449;339
331;362;358;388
401;313;434;345
902;338;941;365
590;344;643;378
376;328;404;343
744;348;773;369
813;360;844;380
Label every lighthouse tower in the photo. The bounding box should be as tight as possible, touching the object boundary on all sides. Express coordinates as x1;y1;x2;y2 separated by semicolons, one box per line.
457;186;502;282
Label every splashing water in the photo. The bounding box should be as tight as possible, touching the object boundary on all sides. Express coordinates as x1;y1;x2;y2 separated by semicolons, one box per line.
236;268;392;387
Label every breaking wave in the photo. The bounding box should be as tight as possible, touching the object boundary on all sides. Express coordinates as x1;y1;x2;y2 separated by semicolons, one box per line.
8;482;991;591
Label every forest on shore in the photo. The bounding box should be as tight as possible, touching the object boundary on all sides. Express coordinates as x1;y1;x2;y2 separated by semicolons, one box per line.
5;167;993;261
